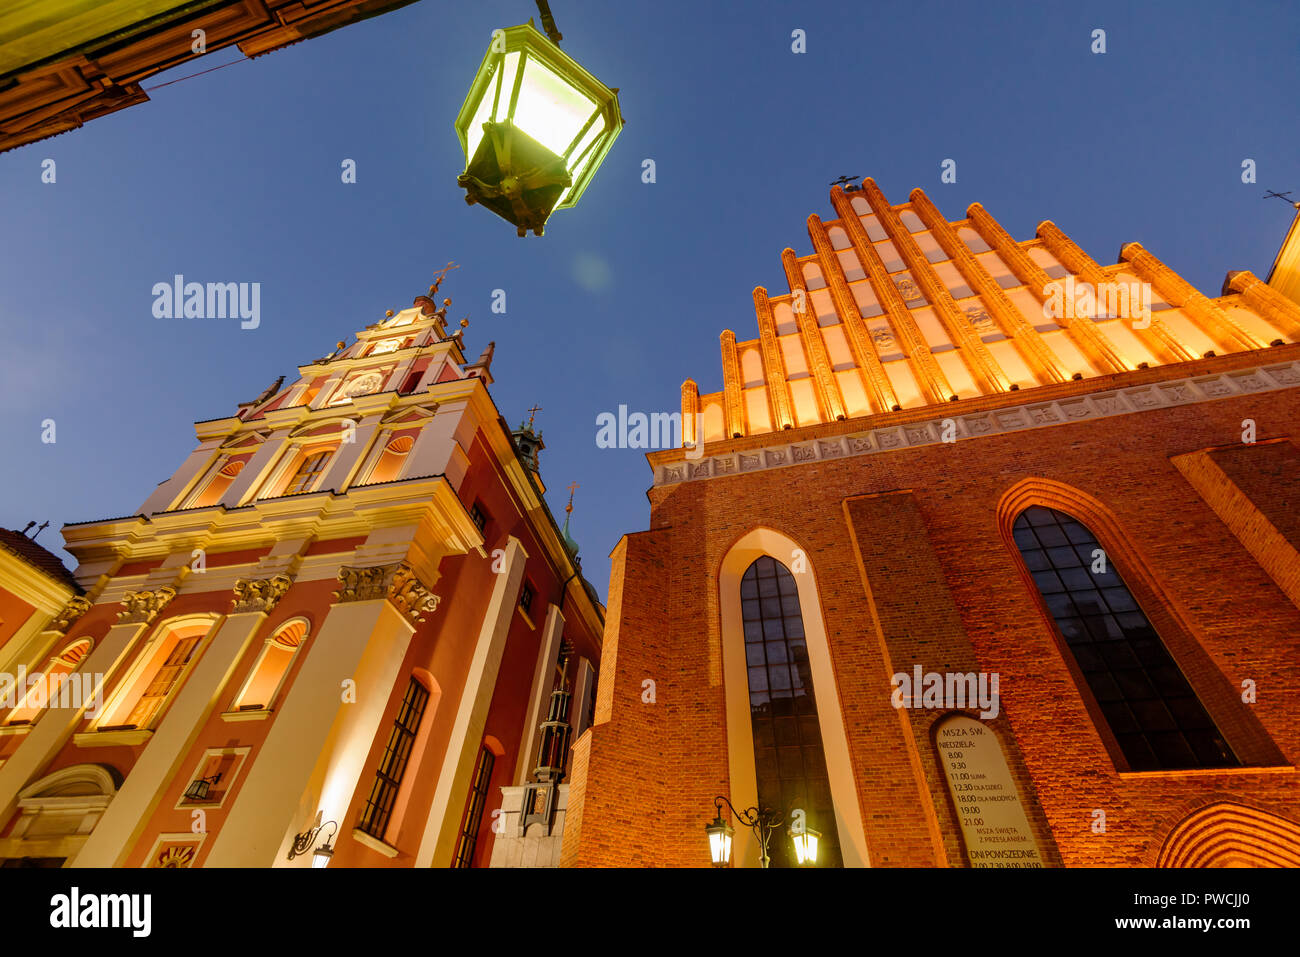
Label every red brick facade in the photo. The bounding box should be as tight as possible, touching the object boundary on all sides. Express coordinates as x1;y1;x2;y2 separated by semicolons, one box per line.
563;342;1300;868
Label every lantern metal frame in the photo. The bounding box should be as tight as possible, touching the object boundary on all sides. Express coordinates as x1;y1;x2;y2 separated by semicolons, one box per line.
453;3;623;236
182;772;222;803
287;813;339;867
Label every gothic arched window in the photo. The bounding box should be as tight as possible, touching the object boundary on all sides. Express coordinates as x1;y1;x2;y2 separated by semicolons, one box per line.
1013;505;1237;771
741;556;841;867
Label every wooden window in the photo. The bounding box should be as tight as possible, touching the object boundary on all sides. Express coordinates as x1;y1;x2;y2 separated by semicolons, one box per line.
469;502;488;535
741;556;842;867
1013;506;1238;771
120;635;201;730
452;746;495;868
357;677;430;840
284;450;331;495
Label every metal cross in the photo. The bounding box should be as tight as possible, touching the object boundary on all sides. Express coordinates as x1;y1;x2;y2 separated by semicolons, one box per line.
526;404;543;429
428;261;460;295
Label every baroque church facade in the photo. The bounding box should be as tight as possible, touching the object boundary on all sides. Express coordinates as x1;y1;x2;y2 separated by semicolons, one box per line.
0;289;602;867
0;179;1298;867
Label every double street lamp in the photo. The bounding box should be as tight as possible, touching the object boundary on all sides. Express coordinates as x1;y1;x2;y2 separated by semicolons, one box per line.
705;795;821;868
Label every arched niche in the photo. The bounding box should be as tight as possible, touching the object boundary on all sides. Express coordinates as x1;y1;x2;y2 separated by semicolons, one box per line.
0;764;120;864
717;527;869;867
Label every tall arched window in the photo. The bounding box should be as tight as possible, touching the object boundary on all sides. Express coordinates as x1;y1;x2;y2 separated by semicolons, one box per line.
190;458;245;508
741;556;841;867
231;619;309;712
94;619;212;732
2;639;92;726
1013;505;1237;771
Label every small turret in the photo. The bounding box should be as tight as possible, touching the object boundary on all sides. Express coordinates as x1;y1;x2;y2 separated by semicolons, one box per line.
512;405;545;474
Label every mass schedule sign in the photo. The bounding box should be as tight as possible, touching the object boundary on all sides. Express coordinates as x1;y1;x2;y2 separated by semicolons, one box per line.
936;716;1044;868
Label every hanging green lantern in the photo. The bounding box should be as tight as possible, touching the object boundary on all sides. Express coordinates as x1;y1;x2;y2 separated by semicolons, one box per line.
454;10;623;237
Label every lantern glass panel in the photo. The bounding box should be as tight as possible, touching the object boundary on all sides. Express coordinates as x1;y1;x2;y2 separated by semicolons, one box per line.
464;52;515;161
708;827;733;866
513;55;598;157
793;829;820;865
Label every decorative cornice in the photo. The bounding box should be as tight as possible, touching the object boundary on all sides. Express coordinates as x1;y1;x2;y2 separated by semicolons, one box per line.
334;561;440;623
116;587;177;624
50;596;93;634
654;360;1300;487
230;575;292;615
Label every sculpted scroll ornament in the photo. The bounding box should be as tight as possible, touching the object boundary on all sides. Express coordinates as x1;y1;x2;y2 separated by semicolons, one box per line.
388;565;441;624
230;575;292;614
335;561;440;624
51;596;93;634
117;587;177;624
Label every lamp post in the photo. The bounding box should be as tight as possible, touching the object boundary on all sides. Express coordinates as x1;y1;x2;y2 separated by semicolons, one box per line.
454;0;624;236
705;795;819;868
287;812;339;868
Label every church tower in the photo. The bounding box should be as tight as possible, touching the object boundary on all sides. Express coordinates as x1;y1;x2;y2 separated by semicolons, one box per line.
0;281;603;868
562;179;1300;868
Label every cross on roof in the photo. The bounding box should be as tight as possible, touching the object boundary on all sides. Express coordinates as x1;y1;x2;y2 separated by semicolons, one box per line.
526;404;542;429
428;261;460;295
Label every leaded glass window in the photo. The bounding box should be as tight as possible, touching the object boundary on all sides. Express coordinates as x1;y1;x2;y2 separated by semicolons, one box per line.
741;556;841;866
1013;506;1236;771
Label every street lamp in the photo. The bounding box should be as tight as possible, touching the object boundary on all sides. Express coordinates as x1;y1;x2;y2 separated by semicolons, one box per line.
287;812;339;868
454;1;624;236
705;796;819;868
705;807;735;867
791;826;821;865
182;772;222;803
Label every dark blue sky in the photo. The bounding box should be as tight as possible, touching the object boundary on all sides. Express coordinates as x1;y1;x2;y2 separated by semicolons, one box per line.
1;0;1297;600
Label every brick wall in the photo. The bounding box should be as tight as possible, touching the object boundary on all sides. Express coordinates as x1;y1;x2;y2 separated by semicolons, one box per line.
564;374;1300;867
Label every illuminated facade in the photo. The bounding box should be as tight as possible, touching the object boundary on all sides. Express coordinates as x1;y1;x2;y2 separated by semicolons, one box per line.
0;0;422;154
562;180;1300;868
0;287;602;867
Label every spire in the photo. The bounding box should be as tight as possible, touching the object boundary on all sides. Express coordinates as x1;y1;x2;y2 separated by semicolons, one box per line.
561;481;579;557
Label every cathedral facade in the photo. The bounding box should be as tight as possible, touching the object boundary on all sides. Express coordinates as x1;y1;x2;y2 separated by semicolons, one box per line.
560;180;1300;868
0;290;602;867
